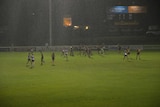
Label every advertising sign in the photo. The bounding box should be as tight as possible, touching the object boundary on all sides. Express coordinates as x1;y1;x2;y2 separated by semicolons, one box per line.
109;6;147;14
128;6;147;13
110;6;128;14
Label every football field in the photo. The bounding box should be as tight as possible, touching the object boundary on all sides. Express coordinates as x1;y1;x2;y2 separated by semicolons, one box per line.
0;51;160;107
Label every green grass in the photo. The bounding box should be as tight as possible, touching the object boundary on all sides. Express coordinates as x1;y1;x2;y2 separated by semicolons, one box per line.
0;51;160;107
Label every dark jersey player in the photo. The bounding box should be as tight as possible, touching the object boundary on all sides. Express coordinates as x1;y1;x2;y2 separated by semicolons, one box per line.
52;52;55;65
26;52;31;66
40;51;45;65
136;48;141;60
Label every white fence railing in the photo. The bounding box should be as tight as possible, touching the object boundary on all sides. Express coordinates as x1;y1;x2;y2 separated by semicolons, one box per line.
0;45;160;52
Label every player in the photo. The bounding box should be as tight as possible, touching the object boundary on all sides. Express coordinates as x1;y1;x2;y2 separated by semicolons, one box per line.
127;46;130;59
123;49;128;61
64;49;68;61
26;52;31;66
127;47;130;55
70;46;74;56
31;53;35;68
136;48;141;60
117;44;122;53
78;45;83;56
40;51;45;65
86;47;92;58
100;46;105;55
52;52;55;65
97;45;101;54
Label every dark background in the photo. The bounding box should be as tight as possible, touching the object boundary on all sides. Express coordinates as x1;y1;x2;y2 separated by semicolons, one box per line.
0;0;160;46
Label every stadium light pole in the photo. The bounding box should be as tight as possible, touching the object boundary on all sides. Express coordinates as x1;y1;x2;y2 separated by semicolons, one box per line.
49;0;52;46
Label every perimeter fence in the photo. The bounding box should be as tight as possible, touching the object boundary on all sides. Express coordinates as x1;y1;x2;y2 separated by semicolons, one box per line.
0;45;160;52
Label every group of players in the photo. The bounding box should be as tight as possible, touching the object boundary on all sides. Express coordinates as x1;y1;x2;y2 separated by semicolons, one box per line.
123;47;141;60
26;45;141;68
26;51;55;68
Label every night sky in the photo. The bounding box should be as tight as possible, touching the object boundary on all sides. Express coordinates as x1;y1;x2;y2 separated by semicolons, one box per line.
0;0;159;26
0;0;160;46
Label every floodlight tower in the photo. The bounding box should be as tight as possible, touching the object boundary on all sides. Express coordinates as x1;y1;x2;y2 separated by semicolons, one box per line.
49;0;52;46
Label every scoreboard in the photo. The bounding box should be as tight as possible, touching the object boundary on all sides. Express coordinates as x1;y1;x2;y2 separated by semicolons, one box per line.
106;6;147;26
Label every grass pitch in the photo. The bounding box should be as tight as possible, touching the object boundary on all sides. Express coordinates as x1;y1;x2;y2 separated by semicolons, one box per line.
0;51;160;107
